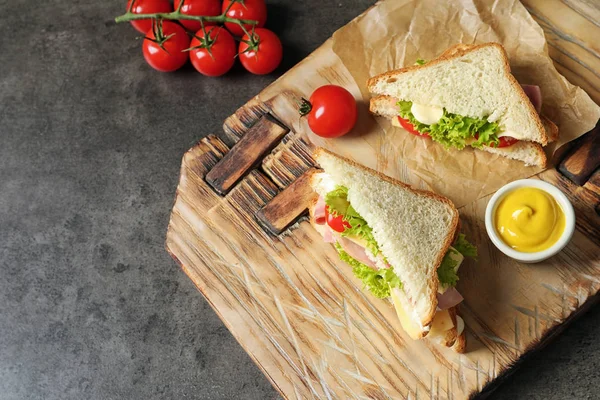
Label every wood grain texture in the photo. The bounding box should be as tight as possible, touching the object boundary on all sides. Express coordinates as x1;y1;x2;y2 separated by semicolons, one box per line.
558;122;600;185
166;0;600;399
167;140;600;400
522;0;600;104
584;169;600;199
256;168;319;235
206;115;289;195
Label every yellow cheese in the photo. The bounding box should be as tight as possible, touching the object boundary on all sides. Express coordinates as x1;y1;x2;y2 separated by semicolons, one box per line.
428;309;454;337
390;288;424;340
498;129;527;141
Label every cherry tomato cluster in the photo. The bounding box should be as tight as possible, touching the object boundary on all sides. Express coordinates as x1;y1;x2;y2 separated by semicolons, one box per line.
126;0;282;76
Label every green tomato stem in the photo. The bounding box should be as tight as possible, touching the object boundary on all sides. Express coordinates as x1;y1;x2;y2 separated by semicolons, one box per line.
114;9;258;28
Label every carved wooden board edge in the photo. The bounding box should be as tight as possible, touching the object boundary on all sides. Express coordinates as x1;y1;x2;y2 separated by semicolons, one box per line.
165;242;290;400
165;94;600;400
165;133;600;400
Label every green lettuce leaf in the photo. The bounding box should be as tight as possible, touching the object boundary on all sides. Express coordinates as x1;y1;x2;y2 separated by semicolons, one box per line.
415;59;427;65
335;243;401;298
437;235;477;288
324;185;380;256
397;100;500;149
324;186;350;214
453;233;478;259
437;249;460;288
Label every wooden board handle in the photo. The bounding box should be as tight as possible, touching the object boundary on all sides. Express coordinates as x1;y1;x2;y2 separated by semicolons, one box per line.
255;168;318;235
558;120;600;186
205;115;289;195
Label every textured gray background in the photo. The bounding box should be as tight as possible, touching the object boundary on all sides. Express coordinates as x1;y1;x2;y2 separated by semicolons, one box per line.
1;0;599;399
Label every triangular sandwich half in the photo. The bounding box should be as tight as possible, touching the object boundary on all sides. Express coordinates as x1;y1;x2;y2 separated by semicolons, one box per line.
367;43;558;167
309;148;477;351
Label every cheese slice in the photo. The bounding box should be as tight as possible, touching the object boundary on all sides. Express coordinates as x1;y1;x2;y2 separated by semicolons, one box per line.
428;309;454;337
498;129;527;140
390;288;427;340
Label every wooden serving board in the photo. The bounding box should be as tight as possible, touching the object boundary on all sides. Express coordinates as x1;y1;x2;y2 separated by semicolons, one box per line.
166;1;600;398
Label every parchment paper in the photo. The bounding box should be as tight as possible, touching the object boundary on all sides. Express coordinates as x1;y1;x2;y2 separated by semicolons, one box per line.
328;0;600;207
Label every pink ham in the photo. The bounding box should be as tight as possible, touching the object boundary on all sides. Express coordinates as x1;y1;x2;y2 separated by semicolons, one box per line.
338;237;377;269
323;225;335;243
436;287;464;310
521;84;542;114
314;196;327;225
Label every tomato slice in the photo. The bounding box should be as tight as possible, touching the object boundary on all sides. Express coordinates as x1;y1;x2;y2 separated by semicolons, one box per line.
475;134;519;148
325;206;351;233
490;136;519;148
397;117;430;137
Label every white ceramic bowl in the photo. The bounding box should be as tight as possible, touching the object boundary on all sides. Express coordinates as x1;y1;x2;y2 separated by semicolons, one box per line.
484;179;576;263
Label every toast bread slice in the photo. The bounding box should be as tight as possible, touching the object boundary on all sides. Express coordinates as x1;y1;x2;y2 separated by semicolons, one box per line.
367;43;548;145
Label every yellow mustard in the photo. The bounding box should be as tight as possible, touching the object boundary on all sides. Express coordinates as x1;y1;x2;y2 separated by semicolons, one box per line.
495;187;565;253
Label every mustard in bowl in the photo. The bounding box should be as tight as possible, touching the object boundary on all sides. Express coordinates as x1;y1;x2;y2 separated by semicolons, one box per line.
485;179;575;263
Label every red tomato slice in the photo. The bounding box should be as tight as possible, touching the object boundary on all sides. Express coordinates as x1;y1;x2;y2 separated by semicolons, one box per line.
397;117;430;137
325;206;351;233
475;134;519;148
490;136;519;148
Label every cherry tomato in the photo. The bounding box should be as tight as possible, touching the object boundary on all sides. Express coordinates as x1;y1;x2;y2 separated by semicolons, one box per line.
174;0;221;32
222;0;267;36
238;28;282;75
397;117;430;137
189;27;236;77
142;21;190;72
300;85;357;138
127;0;172;34
325;206;351;233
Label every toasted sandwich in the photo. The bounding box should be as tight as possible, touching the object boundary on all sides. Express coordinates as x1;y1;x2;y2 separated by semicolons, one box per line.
309;148;477;352
368;43;558;167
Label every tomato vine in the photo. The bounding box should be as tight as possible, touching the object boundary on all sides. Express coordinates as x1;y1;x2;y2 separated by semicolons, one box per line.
115;0;258;35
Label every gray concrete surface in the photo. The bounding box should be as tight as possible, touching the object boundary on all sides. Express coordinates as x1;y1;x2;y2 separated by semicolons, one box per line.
1;0;599;399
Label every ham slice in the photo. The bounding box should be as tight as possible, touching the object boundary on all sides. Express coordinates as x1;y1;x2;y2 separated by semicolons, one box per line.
323;225;335;243
521;84;542;114
314;196;326;225
437;287;464;310
338;237;377;269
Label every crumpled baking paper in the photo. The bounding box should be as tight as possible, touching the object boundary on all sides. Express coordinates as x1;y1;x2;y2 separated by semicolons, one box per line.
323;0;599;207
